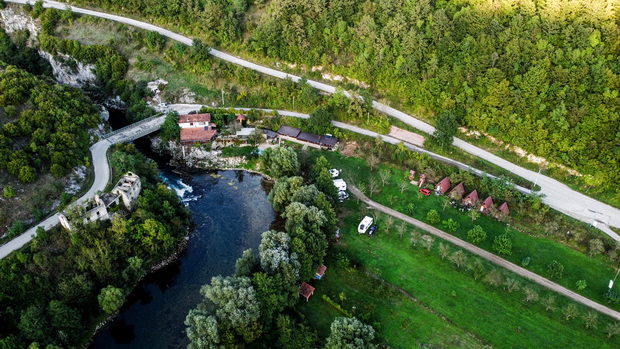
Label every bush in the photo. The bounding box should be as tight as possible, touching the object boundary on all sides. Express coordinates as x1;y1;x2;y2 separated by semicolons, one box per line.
492;234;512;255
426;209;440;224
603;289;620;304
442;218;460;232
3;186;16;199
467;225;487;243
8;220;27;238
547;260;564;279
576;279;587;290
521;257;531;267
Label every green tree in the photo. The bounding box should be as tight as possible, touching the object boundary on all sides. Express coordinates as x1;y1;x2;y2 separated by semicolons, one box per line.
442;218;459;232
326;317;376;349
261;146;299;177
467;225;487;243
426;209;440;224
547;260;564;279
576;279;587;291
235;249;259;277
160;111;181;141
432;111;458;148
305;106;332;134
3;185;15;198
18;306;50;343
492;234;512;255
98;285;125;314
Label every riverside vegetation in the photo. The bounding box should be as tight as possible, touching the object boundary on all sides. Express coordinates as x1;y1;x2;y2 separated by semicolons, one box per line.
0;145;190;347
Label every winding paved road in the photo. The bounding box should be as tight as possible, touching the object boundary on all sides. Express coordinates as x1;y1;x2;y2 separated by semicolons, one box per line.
0;116;165;259
348;185;620;322
6;0;620;236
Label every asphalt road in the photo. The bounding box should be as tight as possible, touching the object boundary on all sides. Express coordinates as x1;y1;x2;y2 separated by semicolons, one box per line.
14;0;618;234
348;185;620;322
0;114;167;259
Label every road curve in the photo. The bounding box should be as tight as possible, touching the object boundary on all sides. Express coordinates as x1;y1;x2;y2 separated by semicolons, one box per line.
7;0;620;234
0;113;167;259
348;185;620;321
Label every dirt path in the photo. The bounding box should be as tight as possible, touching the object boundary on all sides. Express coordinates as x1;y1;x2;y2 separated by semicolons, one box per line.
348;185;620;322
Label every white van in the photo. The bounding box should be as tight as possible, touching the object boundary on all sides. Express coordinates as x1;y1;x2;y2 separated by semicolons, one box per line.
333;179;347;191
358;216;374;234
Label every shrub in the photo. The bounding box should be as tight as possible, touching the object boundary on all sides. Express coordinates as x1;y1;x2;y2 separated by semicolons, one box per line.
576;279;587;290
547;260;564;279
467;225;487;243
3;186;16;198
442;218;460;232
426;209;440;224
521;257;531;267
492;234;512;255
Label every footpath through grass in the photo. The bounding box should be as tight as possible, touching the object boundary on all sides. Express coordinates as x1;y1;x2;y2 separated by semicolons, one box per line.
311;199;620;347
311;149;620;311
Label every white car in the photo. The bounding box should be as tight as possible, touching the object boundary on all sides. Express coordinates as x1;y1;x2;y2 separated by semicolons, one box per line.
329;169;340;178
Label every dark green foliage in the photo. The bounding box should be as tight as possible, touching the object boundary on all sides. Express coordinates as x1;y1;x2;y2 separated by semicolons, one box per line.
325;317;376;349
0;66;100;183
305;106;333;135
0;149;189;347
261;146;300;178
144;31;166;52
467;225;487;243
547;260;565;279
159;111;181;141
432;111;459;148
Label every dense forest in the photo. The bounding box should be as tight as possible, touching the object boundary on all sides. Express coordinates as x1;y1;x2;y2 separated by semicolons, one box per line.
61;0;620;200
0;145;190;347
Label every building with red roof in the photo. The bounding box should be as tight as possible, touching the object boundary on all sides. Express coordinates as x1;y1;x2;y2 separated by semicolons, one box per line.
448;182;465;200
316;265;327;280
462;190;479;207
299;282;315;302
178;113;217;144
479;196;494;214
435;177;451;195
497;202;510;216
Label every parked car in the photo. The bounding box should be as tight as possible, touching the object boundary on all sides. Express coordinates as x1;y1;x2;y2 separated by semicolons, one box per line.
329;169;340;178
368;225;378;236
338;191;349;202
419;188;431;196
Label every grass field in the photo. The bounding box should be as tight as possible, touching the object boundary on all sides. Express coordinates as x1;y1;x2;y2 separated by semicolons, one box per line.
299;148;620;311
296;197;620;347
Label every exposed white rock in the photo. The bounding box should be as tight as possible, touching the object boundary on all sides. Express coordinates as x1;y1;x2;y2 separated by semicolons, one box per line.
39;51;97;87
0;6;39;39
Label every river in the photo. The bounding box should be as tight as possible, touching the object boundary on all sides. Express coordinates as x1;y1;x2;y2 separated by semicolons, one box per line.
91;114;277;348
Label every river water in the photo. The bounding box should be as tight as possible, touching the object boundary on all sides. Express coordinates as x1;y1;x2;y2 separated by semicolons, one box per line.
91;115;276;348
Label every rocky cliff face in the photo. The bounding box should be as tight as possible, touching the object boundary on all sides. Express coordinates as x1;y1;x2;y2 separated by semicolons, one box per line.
0;5;97;87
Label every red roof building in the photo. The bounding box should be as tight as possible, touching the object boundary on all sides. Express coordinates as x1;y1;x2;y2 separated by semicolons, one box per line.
299;282;315;302
462;190;479;207
497;202;510;216
236;114;246;122
448;182;465;200
178;113;211;127
180;128;217;144
479;196;494;214
435;177;451;195
316;265;327;279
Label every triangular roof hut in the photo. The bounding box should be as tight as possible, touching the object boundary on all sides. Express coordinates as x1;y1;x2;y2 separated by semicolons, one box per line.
479;196;494;214
497;202;510;216
448;182;465;200
463;190;479;206
435;177;451;195
316;265;327;279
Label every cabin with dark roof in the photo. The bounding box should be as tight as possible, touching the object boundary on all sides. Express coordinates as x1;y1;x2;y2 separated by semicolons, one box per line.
448;182;465;200
277;125;302;138
462;190;479;207
435;177;451;195
263;129;279;139
497;202;510;216
479;196;494;214
299;282;315;302
316;265;327;279
277;125;339;149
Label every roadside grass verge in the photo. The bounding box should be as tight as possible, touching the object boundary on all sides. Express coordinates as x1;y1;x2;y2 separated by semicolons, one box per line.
326;199;620;347
301;148;620;311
